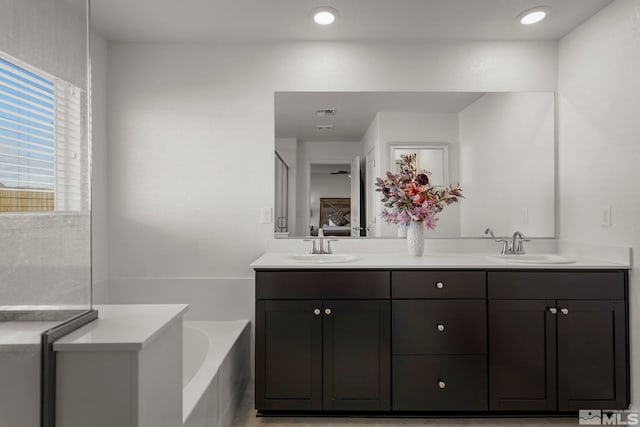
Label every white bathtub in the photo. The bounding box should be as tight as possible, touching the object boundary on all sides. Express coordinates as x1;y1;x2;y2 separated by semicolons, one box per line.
183;320;250;427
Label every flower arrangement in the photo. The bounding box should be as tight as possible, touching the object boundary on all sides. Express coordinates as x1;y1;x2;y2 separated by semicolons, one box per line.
375;153;463;230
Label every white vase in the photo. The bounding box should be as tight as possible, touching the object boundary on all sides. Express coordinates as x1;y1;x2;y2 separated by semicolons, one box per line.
397;224;408;238
407;221;425;256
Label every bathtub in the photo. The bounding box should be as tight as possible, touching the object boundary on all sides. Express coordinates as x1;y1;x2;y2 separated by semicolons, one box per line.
183;320;250;427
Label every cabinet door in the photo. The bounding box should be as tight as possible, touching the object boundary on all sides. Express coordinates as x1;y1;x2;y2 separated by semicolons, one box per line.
322;300;391;411
557;300;628;410
489;299;557;411
255;300;322;411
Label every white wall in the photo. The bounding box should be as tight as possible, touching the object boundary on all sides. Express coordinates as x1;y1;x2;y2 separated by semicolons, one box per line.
0;0;87;88
558;0;640;406
362;113;381;236
459;92;555;237
295;140;363;236
377;112;461;237
104;41;557;317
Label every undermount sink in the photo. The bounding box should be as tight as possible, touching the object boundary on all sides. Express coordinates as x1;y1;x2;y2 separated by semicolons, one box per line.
487;254;576;264
285;254;359;264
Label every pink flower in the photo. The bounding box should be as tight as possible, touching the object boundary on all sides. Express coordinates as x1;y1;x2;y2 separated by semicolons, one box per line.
404;182;423;197
424;211;439;230
412;193;426;205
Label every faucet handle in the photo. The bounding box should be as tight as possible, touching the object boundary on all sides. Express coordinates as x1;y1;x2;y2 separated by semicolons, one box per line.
513;239;531;254
303;239;318;254
497;239;511;254
326;240;339;254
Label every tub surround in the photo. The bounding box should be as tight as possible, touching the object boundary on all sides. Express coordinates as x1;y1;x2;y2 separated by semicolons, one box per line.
54;304;187;427
183;321;251;427
54;304;188;351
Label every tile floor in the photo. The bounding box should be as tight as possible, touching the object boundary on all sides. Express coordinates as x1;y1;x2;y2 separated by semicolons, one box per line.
231;386;579;427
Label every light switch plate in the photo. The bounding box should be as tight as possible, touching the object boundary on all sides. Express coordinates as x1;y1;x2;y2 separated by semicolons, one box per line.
600;206;612;227
261;207;273;224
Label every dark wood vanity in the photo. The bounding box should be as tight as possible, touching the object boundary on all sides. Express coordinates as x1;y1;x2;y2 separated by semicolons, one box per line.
254;268;629;415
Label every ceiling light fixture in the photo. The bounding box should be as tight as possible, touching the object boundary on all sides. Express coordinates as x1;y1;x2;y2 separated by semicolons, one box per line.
519;7;549;25
315;124;334;131
313;7;337;26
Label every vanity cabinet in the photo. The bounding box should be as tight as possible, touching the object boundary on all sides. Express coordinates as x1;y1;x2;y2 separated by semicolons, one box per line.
255;271;391;412
392;271;488;411
254;267;629;415
488;271;628;411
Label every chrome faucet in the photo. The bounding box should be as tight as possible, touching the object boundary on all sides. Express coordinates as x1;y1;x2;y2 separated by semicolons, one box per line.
484;228;530;255
304;228;338;254
510;231;531;255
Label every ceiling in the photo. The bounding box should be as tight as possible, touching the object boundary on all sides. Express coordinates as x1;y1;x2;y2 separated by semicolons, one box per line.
275;92;484;141
91;0;613;43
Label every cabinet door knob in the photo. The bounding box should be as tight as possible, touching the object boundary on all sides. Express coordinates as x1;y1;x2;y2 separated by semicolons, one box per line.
548;307;558;314
313;308;321;316
437;324;445;332
560;308;569;315
438;380;446;389
324;308;332;315
436;282;444;289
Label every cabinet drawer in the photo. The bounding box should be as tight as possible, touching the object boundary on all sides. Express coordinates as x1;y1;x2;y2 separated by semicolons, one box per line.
393;355;487;411
256;270;390;299
392;271;485;298
393;300;486;355
488;271;626;300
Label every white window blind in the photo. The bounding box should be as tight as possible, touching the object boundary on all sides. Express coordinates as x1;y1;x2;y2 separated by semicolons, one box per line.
0;52;83;212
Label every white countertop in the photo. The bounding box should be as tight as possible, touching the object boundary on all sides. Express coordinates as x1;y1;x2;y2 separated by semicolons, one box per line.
0;321;61;352
251;252;630;270
53;304;189;352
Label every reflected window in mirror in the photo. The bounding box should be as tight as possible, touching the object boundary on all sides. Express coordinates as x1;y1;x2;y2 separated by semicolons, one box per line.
391;144;449;188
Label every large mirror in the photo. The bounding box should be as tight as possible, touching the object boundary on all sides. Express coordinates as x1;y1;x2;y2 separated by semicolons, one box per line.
275;91;555;238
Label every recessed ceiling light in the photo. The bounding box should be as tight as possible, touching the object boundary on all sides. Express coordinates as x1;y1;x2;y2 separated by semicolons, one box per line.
519;7;549;25
313;7;337;26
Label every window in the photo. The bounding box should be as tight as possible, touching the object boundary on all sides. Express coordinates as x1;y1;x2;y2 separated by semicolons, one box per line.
0;51;83;212
391;143;449;188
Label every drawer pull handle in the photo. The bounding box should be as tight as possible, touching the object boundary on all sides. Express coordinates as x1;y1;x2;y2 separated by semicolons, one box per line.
325;308;332;315
548;307;558;314
560;308;569;315
438;380;446;389
437;324;445;332
436;282;444;289
313;309;321;316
